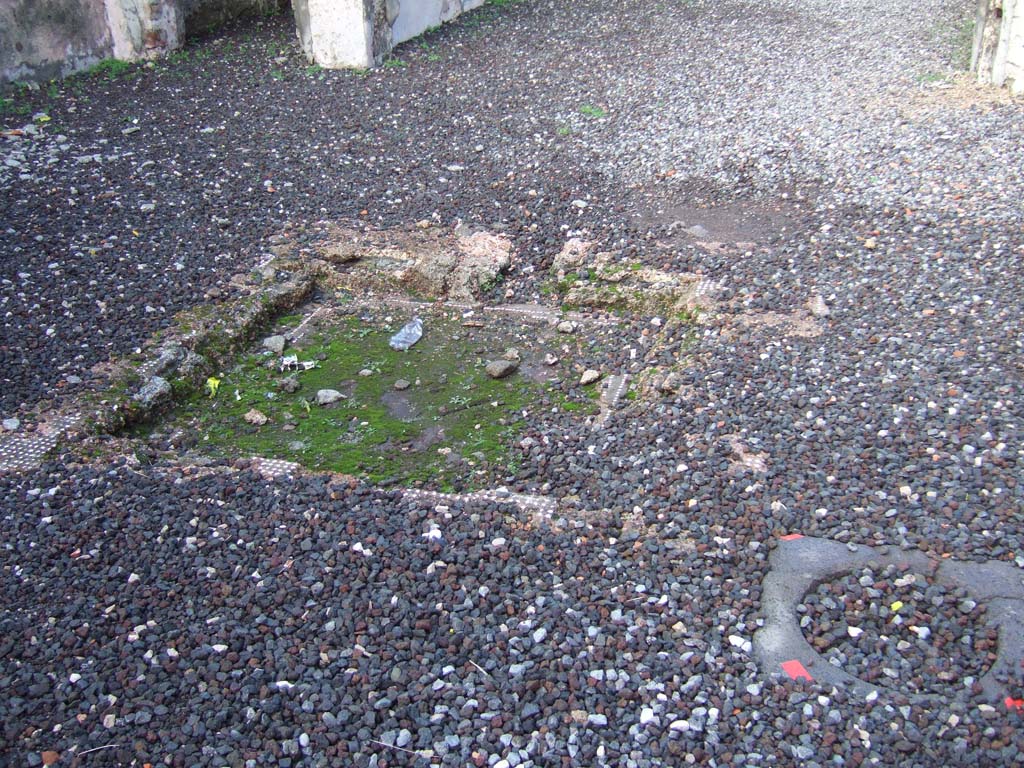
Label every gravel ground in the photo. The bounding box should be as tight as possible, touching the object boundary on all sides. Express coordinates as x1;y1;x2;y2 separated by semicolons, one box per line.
799;565;1000;695
3;0;1024;766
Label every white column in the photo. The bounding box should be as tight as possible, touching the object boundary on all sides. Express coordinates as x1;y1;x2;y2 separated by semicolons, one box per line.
293;0;374;69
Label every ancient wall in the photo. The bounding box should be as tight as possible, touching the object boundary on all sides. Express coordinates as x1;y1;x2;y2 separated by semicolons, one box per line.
3;0;490;85
973;0;1024;95
291;0;487;69
390;0;486;47
2;0;116;84
1;0;276;86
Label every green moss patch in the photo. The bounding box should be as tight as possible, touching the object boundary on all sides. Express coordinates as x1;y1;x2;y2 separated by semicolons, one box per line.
158;311;589;490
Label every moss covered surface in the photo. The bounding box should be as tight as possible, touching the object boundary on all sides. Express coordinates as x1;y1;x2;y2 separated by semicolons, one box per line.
158;312;592;490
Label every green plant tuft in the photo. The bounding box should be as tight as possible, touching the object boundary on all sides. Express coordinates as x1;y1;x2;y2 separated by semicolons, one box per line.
84;58;134;80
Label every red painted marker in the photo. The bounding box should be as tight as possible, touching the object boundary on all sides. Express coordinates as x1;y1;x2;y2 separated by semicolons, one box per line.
780;534;804;541
781;660;813;681
1005;696;1024;712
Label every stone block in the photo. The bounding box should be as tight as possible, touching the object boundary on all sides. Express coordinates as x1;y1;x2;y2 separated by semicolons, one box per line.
292;0;374;69
973;0;1024;95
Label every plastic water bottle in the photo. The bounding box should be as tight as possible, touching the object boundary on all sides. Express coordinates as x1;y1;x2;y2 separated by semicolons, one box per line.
389;317;423;351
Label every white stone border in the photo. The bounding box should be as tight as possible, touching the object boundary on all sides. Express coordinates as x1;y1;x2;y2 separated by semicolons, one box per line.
0;413;83;472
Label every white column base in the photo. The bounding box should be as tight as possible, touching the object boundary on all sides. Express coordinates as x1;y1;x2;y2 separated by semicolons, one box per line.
293;0;374;70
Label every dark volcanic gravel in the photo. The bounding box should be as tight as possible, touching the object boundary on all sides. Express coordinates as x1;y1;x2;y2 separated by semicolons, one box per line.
799;564;1000;696
3;0;1024;766
1;459;1021;768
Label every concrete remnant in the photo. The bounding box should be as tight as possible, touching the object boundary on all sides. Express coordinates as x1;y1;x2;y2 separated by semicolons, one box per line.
753;535;1024;702
551;243;705;317
726;308;823;339
315;223;512;302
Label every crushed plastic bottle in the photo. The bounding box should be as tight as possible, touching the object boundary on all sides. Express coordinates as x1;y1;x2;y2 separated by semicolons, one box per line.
389;317;423;351
280;355;319;372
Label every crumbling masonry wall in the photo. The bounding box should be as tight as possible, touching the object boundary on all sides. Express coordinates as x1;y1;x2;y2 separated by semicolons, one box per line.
973;0;1024;95
1;0;180;84
2;0;487;84
1;0;276;86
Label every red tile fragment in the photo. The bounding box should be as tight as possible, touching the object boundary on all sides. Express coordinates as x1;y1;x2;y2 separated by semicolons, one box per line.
781;660;813;681
1005;697;1024;712
780;534;804;541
